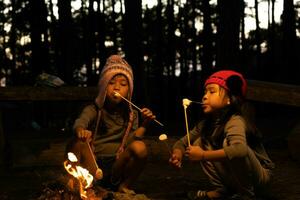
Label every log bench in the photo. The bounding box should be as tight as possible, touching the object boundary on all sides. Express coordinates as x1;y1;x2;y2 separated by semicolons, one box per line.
0;80;299;167
0;80;299;105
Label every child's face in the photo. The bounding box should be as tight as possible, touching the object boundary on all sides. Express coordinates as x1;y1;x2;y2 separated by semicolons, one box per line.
201;84;230;114
106;74;129;105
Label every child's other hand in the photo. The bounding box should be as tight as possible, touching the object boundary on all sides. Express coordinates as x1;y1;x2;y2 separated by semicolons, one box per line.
185;146;204;161
169;149;183;168
76;128;92;141
140;108;156;127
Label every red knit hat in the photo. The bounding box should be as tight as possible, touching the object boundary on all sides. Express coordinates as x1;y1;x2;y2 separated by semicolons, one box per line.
204;70;247;97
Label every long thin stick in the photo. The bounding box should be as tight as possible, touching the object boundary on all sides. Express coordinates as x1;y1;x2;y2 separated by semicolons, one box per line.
163;140;172;156
114;92;164;127
183;98;203;107
86;141;99;169
159;134;172;155
183;106;191;146
191;101;203;105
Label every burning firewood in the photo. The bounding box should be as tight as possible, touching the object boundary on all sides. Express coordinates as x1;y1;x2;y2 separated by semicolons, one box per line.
63;152;95;199
36;179;111;200
35;152;150;200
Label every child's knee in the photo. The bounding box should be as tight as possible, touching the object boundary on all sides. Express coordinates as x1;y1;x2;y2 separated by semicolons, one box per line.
130;141;147;159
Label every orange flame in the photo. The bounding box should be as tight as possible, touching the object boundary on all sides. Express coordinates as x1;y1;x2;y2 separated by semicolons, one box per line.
64;152;94;199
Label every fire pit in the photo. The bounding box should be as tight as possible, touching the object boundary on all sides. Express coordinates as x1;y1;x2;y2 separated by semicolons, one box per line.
35;152;150;200
36;181;108;200
36;180;150;200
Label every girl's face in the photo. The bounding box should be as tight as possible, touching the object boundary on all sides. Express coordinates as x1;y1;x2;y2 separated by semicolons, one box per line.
106;74;129;105
201;84;230;114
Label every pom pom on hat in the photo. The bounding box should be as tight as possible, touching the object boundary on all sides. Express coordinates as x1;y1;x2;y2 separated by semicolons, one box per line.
95;55;134;108
204;70;247;97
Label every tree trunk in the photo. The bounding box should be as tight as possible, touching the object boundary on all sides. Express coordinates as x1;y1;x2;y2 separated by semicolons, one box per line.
201;0;213;78
123;0;145;104
57;0;75;84
86;0;96;85
96;0;107;72
151;0;164;120
282;0;298;84
216;0;243;71
164;0;177;122
30;0;49;79
111;0;118;52
48;0;58;74
166;0;176;78
254;0;262;78
8;0;17;85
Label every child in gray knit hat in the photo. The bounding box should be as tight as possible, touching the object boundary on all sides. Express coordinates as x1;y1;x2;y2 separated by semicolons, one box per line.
67;54;156;195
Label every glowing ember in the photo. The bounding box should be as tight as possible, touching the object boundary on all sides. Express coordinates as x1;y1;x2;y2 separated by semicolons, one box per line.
64;152;94;199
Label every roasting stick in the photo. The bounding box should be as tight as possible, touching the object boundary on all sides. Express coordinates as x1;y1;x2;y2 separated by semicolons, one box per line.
86;141;103;179
182;98;203;146
86;141;98;169
182;98;203;105
159;134;183;169
183;101;191;146
159;134;172;156
114;92;164;127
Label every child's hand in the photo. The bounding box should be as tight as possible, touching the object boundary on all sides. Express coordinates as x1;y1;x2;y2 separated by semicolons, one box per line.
169;149;183;168
76;127;92;141
185;146;205;161
140;108;156;127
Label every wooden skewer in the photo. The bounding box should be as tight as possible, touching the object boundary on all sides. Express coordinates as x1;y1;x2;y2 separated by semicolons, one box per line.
182;98;203;146
114;92;164;127
183;106;191;146
86;141;103;180
191;101;203;105
86;141;99;169
183;98;203;107
159;134;172;155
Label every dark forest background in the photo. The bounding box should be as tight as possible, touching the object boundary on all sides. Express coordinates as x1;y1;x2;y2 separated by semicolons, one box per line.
0;0;299;136
0;2;300;198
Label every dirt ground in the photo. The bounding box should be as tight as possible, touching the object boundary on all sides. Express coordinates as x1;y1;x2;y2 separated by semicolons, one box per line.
139;148;300;200
0;137;300;200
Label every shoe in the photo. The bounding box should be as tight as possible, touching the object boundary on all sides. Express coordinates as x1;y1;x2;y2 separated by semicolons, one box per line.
187;190;211;200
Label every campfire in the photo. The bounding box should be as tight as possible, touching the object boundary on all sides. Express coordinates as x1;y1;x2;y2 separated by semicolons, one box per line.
36;154;108;200
64;152;94;199
35;152;150;200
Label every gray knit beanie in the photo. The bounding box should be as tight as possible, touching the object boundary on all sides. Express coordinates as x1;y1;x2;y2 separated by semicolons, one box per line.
95;55;134;108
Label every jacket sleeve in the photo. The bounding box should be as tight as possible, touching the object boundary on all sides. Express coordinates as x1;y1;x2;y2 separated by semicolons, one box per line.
223;115;248;160
73;104;98;132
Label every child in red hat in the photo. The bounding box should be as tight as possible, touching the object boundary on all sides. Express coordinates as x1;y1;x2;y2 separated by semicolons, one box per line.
169;70;274;200
66;54;156;195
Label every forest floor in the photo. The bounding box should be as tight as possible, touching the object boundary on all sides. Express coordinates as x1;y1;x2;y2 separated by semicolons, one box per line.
0;136;299;200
